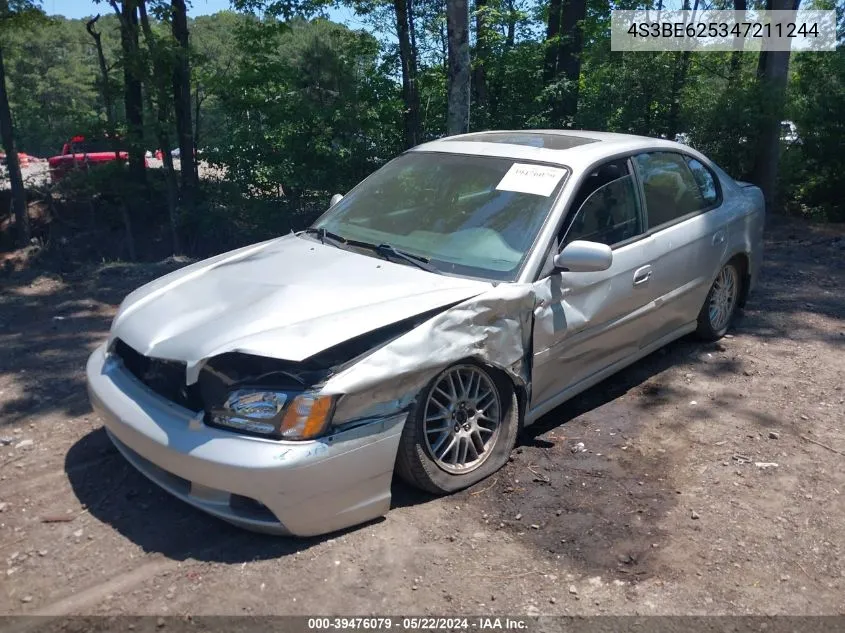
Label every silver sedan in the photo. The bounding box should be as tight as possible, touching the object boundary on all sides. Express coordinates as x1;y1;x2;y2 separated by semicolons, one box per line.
86;130;765;536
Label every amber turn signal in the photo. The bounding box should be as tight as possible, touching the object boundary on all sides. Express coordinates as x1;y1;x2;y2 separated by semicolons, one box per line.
279;394;334;440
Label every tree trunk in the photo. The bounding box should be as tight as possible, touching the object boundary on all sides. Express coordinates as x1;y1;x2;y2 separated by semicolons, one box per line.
393;0;420;147
729;0;747;80
751;0;799;211
194;85;202;156
85;15;116;132
446;0;471;135
555;0;586;125
0;43;29;247
108;0;144;260
755;0;774;81
194;86;204;184
472;0;488;116
505;0;516;48
440;22;448;73
139;0;180;254
666;49;691;139
113;0;146;187
544;0;562;84
665;0;697;139
171;0;197;206
408;0;419;83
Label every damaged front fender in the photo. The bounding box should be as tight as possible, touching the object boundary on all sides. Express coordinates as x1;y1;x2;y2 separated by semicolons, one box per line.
323;284;539;424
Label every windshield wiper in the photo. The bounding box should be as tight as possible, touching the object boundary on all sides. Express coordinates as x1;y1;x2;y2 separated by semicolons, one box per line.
300;229;437;273
370;243;438;273
299;227;348;247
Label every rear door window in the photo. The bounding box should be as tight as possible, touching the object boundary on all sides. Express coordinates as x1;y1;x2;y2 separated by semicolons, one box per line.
634;152;711;230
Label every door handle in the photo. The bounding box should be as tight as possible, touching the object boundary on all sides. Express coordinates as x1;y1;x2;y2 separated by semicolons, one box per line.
712;231;726;246
633;265;652;286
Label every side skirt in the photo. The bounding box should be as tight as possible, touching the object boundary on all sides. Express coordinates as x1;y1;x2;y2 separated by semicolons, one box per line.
524;321;697;426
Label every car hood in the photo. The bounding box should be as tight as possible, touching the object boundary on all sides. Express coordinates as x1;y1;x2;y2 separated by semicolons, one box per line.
110;234;492;365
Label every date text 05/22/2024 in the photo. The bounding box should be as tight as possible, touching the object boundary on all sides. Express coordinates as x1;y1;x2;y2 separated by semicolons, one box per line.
307;617;529;630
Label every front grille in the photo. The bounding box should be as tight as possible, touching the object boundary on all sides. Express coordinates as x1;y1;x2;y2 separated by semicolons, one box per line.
113;339;202;411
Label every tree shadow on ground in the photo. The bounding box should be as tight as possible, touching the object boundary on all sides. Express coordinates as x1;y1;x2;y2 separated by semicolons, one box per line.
0;260;190;427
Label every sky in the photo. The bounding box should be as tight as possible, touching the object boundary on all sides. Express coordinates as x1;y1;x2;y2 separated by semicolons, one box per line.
44;0;365;29
45;0;232;18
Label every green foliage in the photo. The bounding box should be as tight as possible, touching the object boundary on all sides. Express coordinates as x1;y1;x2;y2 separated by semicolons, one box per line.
787;46;845;221
677;56;762;179
210;16;402;197
1;0;844;262
190;11;244;149
3;14;122;156
0;0;46;27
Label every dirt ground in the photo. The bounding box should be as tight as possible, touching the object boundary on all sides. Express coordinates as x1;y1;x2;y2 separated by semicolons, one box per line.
1;216;844;617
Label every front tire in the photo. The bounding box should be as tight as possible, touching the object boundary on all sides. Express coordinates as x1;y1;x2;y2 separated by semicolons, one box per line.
396;363;519;494
696;261;741;341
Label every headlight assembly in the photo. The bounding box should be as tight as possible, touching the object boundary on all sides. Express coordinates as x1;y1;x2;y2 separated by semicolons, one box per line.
209;389;335;440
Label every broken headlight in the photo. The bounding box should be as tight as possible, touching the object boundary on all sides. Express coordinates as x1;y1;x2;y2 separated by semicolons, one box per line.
209;389;335;440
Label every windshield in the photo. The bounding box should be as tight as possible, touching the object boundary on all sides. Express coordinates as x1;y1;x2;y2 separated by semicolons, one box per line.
311;152;568;281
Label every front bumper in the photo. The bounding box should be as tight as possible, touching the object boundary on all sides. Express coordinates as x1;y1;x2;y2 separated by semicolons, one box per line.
86;344;405;536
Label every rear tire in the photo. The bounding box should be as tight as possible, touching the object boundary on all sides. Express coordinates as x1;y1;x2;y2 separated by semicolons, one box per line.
696;261;741;341
396;363;519;494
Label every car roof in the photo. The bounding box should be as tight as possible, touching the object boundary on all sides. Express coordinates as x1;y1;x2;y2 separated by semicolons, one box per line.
411;129;690;171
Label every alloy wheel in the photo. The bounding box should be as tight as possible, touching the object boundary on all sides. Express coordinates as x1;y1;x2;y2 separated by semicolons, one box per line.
709;264;738;332
422;365;502;474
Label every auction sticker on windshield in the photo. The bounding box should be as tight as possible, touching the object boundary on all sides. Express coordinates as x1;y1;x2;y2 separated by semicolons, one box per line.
495;163;566;197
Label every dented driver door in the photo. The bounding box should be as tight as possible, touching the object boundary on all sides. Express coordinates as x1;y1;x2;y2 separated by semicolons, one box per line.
529;235;658;417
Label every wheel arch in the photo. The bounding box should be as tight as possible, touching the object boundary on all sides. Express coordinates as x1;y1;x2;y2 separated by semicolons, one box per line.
725;251;751;308
481;361;528;434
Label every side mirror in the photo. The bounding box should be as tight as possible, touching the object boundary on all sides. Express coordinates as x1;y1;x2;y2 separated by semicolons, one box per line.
554;240;613;272
329;193;344;208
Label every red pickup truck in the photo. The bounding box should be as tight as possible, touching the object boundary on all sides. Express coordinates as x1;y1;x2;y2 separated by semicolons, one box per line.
0;151;32;167
48;136;146;183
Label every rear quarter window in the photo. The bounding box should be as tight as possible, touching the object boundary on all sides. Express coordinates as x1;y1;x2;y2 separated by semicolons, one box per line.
685;157;720;207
